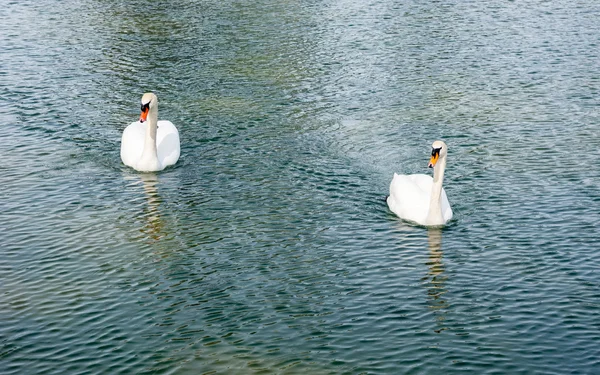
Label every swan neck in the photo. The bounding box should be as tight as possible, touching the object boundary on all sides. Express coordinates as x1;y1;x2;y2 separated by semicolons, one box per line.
143;106;158;156
136;105;161;171
433;156;446;185
427;156;446;224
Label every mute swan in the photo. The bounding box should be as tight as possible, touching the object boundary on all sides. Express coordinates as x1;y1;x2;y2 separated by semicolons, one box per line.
387;141;453;226
120;93;180;172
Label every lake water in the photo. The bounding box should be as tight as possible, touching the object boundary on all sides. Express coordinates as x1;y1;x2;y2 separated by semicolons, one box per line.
1;0;599;374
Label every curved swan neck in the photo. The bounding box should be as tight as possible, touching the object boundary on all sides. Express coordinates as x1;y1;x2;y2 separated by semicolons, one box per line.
433;156;446;184
137;104;160;171
143;105;158;154
427;156;446;225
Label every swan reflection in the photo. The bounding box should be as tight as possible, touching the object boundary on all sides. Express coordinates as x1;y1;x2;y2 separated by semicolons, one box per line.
425;228;448;333
139;172;164;241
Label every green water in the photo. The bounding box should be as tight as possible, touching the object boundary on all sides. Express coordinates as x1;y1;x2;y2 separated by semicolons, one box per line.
1;0;599;374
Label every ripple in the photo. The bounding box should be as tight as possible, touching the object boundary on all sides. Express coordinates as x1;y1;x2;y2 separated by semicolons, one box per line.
2;0;600;374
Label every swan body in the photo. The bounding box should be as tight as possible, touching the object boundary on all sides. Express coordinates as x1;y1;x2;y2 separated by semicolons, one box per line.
387;141;453;226
121;93;180;172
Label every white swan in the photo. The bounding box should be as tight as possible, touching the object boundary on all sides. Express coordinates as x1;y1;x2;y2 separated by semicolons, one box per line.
120;92;180;172
387;140;453;226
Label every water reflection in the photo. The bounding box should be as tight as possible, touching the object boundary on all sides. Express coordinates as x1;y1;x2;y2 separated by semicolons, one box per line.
139;173;164;242
424;228;449;333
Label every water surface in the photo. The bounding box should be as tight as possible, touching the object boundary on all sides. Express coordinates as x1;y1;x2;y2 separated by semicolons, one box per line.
1;0;599;374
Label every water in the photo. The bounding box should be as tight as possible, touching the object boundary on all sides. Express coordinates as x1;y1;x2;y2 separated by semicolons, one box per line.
1;0;599;373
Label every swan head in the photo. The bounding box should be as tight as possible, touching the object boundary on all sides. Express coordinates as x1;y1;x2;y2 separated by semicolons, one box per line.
428;140;448;168
139;92;158;123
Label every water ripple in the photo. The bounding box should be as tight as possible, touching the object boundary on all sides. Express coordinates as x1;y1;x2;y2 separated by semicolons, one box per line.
2;0;600;374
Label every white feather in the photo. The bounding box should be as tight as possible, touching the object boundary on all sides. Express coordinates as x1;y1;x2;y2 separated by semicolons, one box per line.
120;93;180;172
387;141;453;226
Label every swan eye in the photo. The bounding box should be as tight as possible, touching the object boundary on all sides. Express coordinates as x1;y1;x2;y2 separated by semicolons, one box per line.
431;147;441;157
141;102;150;112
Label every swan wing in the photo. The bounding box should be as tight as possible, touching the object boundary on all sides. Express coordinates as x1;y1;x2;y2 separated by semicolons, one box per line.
407;174;434;193
387;173;432;224
156;120;180;168
120;121;145;168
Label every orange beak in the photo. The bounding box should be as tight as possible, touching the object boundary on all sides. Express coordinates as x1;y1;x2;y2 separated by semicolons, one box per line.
428;153;439;168
139;107;149;123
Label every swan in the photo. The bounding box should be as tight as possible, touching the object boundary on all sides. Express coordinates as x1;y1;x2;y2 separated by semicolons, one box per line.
387;140;453;226
120;92;180;172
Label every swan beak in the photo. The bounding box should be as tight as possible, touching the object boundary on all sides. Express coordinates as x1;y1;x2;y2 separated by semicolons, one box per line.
139;107;149;123
428;153;439;168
